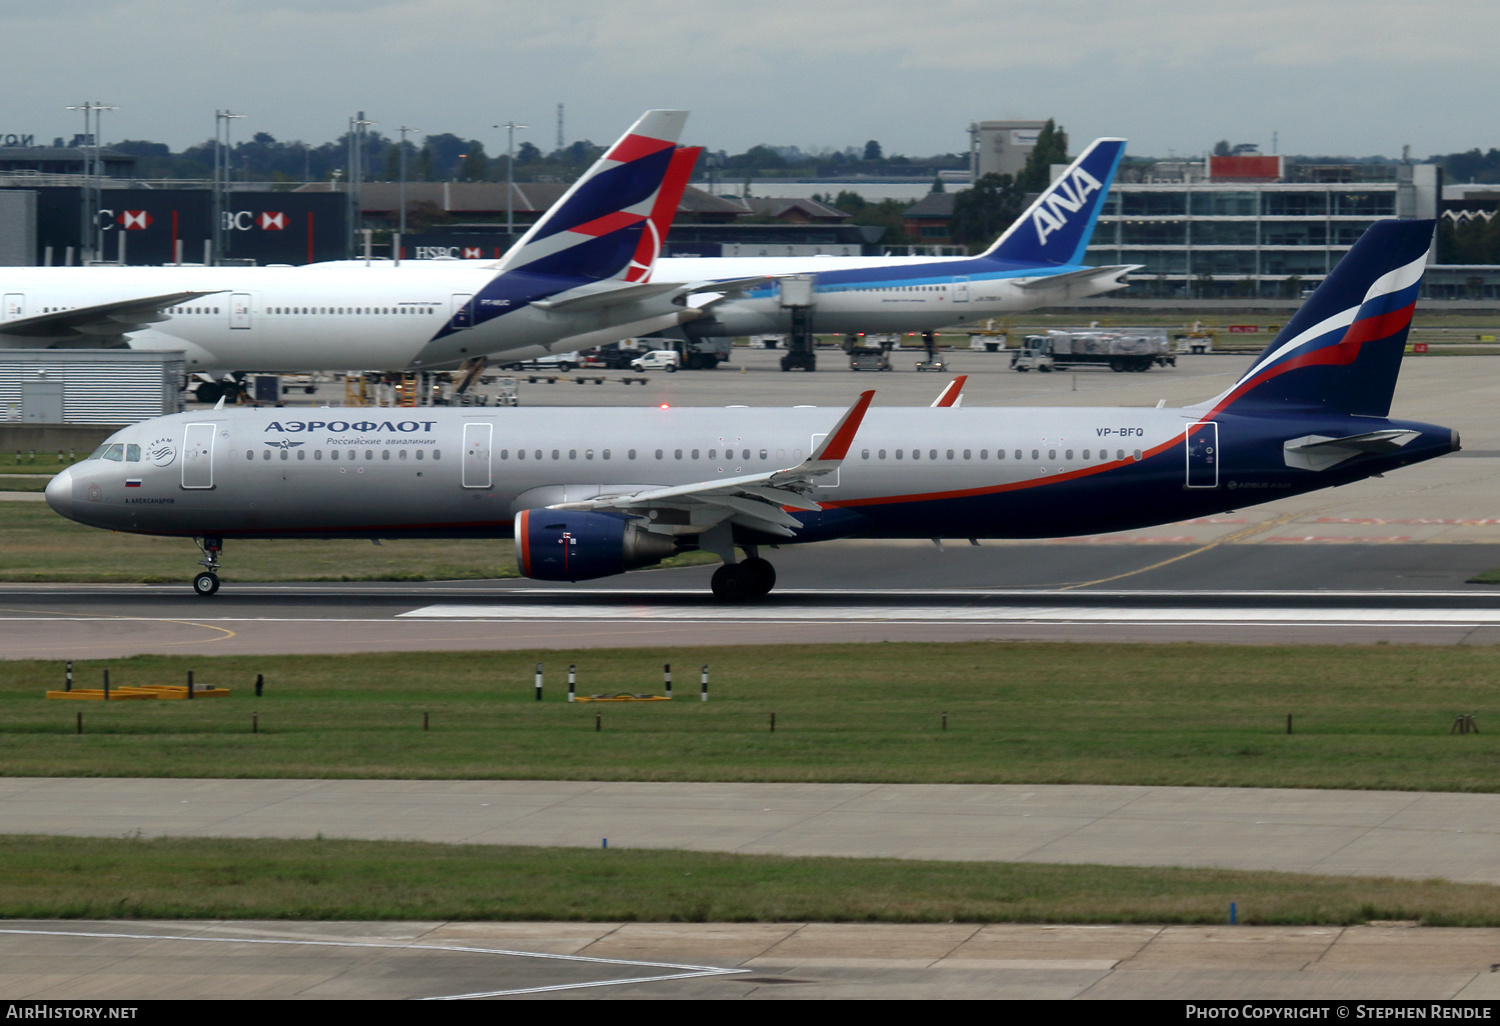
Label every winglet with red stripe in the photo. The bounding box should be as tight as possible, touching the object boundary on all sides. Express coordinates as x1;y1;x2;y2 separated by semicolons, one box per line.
809;390;875;463
930;376;967;408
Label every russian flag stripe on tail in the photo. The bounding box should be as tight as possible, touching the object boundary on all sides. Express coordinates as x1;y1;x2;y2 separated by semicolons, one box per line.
1195;219;1434;419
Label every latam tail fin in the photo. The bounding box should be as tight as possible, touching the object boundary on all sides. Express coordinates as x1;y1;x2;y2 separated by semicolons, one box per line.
1195;219;1434;419
496;110;689;283
981;137;1126;267
624;146;701;283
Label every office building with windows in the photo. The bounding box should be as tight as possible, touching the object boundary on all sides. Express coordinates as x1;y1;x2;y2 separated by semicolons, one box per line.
1083;157;1440;298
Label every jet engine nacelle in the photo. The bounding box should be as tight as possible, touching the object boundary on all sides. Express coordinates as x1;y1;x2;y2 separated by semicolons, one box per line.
514;509;677;582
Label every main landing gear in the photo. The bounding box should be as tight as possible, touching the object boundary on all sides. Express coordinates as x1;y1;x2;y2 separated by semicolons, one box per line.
710;552;776;601
193;536;223;596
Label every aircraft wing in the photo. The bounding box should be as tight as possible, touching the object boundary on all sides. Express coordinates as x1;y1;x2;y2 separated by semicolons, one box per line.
548;390;875;537
531;275;776;315
1015;265;1139;293
0;291;225;346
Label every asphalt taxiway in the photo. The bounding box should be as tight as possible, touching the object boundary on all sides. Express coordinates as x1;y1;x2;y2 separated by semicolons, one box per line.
6;920;1500;1000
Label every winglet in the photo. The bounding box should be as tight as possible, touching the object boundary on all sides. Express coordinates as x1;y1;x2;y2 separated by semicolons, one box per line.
213;395;225;411
931;375;967;408
809;390;875;463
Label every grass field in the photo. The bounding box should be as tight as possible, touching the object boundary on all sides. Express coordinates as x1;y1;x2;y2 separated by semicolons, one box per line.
5;834;1499;926
6;644;1500;790
0;500;710;583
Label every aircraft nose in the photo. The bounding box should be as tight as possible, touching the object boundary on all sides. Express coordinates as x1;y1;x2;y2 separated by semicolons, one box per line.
45;467;74;520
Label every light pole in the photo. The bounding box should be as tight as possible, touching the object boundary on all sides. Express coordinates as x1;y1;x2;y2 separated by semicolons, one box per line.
495;121;529;243
398;125;419;237
66;101;118;262
348;113;376;257
213;110;246;264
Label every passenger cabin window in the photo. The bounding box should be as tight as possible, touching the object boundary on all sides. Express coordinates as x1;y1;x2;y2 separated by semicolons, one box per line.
297;450;306;461
262;450;271;461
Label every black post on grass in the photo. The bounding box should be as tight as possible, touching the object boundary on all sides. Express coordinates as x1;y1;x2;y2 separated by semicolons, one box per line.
1287;714;1293;735
103;668;109;701
255;674;264;697
942;711;947;732
187;669;194;699
664;663;672;700
252;711;258;734
568;664;576;703
534;663;543;702
65;660;72;693
595;710;601;732
701;665;708;703
770;711;776;733
76;711;82;735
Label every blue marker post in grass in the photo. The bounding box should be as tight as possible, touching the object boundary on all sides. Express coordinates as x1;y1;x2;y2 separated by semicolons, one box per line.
1230;902;1237;925
602;838;608;849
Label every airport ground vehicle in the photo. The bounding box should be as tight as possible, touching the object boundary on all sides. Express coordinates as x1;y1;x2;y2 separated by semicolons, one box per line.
46;221;1450;601
1011;330;1174;372
630;350;680;372
501;352;581;373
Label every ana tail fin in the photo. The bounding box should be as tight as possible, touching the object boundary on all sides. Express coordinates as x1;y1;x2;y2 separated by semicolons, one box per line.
1194;218;1434;419
980;137;1126;266
496;110;689;283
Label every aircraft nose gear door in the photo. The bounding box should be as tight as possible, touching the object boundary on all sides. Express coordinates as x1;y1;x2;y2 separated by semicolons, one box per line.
181;423;216;489
462;422;492;488
1185;422;1219;489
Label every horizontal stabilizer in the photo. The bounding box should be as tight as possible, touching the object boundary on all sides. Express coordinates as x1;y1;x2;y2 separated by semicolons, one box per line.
1015;265;1138;292
1283;429;1419;471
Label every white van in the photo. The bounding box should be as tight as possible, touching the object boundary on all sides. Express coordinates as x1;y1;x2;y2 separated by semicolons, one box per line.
630;350;680;373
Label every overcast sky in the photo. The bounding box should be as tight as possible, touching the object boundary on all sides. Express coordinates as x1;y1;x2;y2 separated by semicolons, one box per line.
6;1;1493;161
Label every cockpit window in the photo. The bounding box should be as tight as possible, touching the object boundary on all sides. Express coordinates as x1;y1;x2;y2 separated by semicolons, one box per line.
125;444;141;462
87;444;110;460
101;444;125;462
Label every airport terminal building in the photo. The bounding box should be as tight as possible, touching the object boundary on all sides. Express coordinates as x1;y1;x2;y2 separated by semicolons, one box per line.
1082;155;1442;299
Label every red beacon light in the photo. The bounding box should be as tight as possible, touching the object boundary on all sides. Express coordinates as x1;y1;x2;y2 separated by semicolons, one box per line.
659;403;670;410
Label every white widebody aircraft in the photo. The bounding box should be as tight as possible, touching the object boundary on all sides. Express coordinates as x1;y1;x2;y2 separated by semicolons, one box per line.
0;111;706;382
0;139;1131;380
46;220;1455;600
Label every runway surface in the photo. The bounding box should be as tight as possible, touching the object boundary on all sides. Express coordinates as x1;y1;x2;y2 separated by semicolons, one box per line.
6;778;1499;884
7;919;1500;1000
4;564;1500;656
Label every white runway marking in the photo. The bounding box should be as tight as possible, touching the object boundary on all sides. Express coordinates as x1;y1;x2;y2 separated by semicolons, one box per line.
0;926;745;1000
399;603;1500;627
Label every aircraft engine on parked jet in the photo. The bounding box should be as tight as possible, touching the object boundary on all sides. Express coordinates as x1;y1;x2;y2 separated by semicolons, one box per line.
514;509;677;582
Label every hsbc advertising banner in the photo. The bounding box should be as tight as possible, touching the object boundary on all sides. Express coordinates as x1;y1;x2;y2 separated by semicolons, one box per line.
31;188;347;265
397;233;513;261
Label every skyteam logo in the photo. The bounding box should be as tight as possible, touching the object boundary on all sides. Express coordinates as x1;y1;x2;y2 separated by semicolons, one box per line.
1032;167;1104;246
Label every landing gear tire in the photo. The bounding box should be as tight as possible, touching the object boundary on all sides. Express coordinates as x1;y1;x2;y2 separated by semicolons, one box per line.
711;563;759;602
193;572;220;597
741;557;776;597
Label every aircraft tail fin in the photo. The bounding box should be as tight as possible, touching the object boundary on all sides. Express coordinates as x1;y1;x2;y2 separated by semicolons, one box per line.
1196;219;1434;419
495;110;689;283
980;137;1126;266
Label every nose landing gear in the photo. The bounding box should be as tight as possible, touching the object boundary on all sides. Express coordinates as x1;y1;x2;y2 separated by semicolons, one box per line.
193;536;223;596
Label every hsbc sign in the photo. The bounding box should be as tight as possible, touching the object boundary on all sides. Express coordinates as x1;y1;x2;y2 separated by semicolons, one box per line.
117;210;153;230
223;210;287;231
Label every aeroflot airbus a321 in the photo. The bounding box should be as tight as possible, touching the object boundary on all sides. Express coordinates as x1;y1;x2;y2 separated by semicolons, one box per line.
47;219;1454;599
